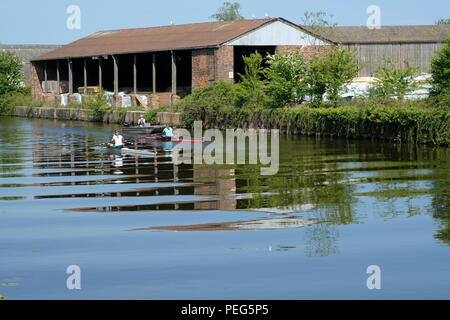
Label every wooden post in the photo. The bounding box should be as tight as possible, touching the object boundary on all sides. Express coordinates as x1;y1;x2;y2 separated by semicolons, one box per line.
44;61;48;94
171;50;177;106
133;54;137;94
68;59;73;94
113;55;119;95
152;53;156;95
98;58;102;90
83;58;87;95
171;50;177;95
56;60;60;94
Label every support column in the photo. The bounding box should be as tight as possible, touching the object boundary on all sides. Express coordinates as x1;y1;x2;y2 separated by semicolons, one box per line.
83;58;87;95
152;53;156;94
113;55;119;95
171;50;177;106
44;61;48;94
133;54;137;94
68;59;73;95
171;50;177;95
56;60;60;94
98;58;102;90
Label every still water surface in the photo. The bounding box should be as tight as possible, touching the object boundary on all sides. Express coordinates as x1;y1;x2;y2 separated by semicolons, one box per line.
0;117;449;299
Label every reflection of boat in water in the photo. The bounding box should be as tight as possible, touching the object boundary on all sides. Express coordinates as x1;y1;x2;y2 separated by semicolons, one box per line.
91;145;157;157
128;216;316;232
121;124;166;136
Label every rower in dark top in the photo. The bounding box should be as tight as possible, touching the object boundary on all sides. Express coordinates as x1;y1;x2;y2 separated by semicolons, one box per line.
138;115;146;127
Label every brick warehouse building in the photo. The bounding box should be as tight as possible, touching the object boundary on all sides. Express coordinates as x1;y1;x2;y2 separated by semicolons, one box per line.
30;18;329;107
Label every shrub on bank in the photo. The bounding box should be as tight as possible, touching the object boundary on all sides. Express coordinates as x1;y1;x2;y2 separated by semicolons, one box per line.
198;100;450;146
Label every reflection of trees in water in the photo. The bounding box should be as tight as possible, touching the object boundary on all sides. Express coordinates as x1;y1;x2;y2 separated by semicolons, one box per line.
304;222;339;257
371;144;450;245
232;138;358;257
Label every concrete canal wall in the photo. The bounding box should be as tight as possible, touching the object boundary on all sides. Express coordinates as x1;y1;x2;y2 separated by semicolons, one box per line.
12;106;183;126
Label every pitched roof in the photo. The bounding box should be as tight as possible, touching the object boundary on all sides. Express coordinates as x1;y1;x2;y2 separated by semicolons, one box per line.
302;25;450;44
33;19;279;61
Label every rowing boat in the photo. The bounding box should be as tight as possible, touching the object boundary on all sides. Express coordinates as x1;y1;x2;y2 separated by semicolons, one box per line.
140;135;202;144
121;125;166;135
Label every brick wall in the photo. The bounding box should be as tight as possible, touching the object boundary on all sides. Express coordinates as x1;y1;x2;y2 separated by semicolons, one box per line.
192;48;216;89
215;45;234;83
30;62;43;101
275;45;331;59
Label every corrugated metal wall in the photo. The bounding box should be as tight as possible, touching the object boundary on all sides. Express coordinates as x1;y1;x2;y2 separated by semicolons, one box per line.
340;42;444;76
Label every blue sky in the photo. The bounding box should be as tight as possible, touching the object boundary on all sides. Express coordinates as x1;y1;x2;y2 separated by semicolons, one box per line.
1;0;449;45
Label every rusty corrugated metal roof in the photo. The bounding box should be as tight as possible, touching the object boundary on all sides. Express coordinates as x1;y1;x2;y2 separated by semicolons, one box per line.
33;19;277;61
302;25;450;44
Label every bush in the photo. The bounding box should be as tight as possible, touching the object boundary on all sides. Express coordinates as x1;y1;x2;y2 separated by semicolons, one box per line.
145;105;169;124
234;51;268;109
264;51;308;107
174;81;236;128
430;37;450;97
0;51;24;95
0;91;32;115
84;89;112;120
369;57;421;100
302;48;358;105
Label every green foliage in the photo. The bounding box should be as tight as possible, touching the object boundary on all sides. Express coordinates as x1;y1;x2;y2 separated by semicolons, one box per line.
84;89;112;120
303;48;358;104
369;57;421;100
300;11;337;46
436;18;450;25
321;49;359;104
175;81;236;129
0;51;24;95
264;51;308;107
203;99;450;145
235;52;268;109
0;91;31;115
145;105;169;124
430;37;450;97
210;1;245;21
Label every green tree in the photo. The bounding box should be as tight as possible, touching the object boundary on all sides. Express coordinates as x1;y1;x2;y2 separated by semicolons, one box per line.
322;48;359;103
264;51;308;107
210;2;245;21
235;51;268;109
430;37;450;96
0;51;24;95
300;11;337;46
304;48;359;104
436;18;450;25
369;57;421;100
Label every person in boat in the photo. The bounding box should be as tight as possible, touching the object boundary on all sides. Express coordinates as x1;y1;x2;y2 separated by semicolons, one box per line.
138;115;146;127
161;126;173;140
108;130;124;148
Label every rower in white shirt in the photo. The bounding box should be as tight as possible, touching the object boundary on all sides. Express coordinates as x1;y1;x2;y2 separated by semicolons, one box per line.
108;130;124;148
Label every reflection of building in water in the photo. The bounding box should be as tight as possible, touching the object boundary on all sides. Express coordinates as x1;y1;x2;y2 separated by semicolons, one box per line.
193;164;237;211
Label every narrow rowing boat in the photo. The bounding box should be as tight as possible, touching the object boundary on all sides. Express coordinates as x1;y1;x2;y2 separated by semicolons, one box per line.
121;125;165;135
140;135;202;144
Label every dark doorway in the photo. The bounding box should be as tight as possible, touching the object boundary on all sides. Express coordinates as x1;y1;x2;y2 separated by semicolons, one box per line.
233;46;276;82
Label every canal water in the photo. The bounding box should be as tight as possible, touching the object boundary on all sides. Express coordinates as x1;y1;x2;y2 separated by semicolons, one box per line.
0;117;449;299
